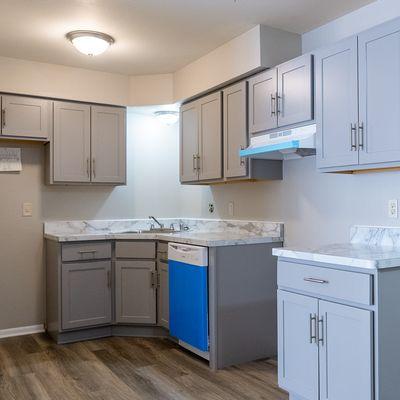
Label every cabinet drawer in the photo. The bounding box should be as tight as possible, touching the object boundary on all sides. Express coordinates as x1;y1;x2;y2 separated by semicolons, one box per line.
278;260;373;305
115;241;156;259
62;242;111;262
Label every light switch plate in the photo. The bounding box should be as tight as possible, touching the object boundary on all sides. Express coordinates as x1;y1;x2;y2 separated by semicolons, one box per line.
22;202;33;217
388;199;398;218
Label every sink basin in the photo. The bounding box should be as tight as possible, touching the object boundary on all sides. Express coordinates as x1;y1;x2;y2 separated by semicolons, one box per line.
119;228;182;234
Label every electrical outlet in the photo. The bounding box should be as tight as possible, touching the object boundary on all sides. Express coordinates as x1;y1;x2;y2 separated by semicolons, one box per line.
228;201;234;217
22;202;33;217
388;199;398;218
208;203;215;213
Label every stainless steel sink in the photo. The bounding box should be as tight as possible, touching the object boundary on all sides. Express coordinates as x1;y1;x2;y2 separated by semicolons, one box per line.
119;228;181;234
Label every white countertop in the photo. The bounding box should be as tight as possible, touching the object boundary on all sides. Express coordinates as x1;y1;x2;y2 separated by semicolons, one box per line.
44;218;284;247
273;243;400;269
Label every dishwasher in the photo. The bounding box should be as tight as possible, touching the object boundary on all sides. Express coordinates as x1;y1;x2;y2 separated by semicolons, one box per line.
168;242;209;359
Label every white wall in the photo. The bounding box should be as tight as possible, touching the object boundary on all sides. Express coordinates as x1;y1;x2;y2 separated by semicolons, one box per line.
302;0;400;53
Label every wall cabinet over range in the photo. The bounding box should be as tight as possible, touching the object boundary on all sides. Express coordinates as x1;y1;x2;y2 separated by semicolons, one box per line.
248;54;313;135
316;17;400;173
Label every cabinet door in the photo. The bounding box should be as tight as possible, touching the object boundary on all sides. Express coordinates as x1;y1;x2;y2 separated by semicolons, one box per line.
277;54;313;127
61;261;112;330
1;95;51;139
91;106;126;184
180;101;199;182
223;81;248;179
248;69;278;134
278;290;319;400
319;300;373;400
115;261;156;324
53;101;91;182
157;260;169;329
199;91;222;181
316;37;359;169
358;19;400;165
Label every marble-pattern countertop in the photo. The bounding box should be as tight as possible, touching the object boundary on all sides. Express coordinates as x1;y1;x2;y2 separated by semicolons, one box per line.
44;218;284;247
273;225;400;269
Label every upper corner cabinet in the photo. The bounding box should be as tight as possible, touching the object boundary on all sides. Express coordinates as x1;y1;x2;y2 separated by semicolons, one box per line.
1;95;51;140
317;17;400;172
50;101;126;185
248;54;314;135
180;91;222;184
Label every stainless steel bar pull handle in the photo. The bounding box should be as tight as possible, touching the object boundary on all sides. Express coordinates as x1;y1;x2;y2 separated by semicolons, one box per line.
240;146;245;166
350;123;357;151
78;250;98;254
276;93;282;115
92;158;96;179
309;313;317;344
196;154;200;171
192;154;197;171
1;109;5;129
318;316;324;346
86;158;90;178
358;122;364;150
270;94;276;116
303;277;329;284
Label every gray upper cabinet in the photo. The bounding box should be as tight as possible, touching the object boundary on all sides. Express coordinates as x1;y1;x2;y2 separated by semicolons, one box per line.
223;81;248;179
115;260;157;324
198;91;222;181
180;101;199;183
1;95;51;140
277;54;313;127
358;18;400;166
91;106;126;184
316;36;359;169
53;101;91;183
248;69;278;134
319;300;373;400
61;260;112;330
180;91;222;183
278;290;319;400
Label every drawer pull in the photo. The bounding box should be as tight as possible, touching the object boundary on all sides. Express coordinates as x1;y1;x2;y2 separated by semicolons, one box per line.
303;277;329;284
318;316;324;346
78;250;98;254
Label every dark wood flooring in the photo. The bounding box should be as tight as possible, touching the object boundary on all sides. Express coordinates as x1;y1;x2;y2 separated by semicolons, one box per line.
0;334;288;400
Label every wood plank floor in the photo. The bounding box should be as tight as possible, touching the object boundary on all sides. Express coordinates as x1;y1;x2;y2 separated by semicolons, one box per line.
0;334;288;400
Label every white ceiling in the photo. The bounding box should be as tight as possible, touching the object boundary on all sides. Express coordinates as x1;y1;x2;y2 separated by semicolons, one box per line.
0;0;374;75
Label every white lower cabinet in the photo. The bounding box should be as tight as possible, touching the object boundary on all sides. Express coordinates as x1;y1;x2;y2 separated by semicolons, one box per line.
278;290;373;400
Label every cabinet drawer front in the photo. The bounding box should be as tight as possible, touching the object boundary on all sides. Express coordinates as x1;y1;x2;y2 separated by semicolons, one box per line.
278;261;373;305
116;241;156;259
62;242;111;262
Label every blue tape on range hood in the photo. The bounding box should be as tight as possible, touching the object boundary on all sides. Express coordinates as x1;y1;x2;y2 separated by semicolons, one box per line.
239;140;300;157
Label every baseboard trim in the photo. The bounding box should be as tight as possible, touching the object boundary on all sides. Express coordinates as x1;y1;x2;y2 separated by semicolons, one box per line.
0;324;45;339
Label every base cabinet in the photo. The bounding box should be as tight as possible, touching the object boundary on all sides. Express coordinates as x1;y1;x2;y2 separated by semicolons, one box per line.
115;260;157;324
61;261;112;330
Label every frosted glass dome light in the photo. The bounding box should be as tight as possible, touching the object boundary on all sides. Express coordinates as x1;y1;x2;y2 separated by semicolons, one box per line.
154;111;179;125
66;31;114;56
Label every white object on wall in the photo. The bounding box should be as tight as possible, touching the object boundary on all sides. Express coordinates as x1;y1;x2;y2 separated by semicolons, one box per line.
0;148;22;171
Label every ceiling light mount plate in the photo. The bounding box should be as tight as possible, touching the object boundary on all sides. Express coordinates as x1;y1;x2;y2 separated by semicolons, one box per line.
66;30;115;56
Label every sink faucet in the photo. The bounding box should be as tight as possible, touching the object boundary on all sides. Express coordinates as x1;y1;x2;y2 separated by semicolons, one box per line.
149;216;164;229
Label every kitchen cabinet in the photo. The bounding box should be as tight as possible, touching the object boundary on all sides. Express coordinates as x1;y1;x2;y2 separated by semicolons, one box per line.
278;290;372;400
316;37;359;169
91;105;126;184
53;101;91;183
157;259;169;329
248;69;278;134
180;92;222;183
1;95;51;140
61;260;112;330
317;17;400;172
223;81;248;178
248;54;313;136
115;260;157;324
277;54;313;127
50;101;126;185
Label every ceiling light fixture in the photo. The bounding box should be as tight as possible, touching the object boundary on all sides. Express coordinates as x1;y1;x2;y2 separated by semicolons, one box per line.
154;111;179;125
66;30;114;56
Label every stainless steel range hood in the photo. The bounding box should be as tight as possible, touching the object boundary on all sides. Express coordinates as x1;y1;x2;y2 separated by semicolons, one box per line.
240;124;316;160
